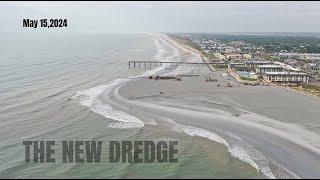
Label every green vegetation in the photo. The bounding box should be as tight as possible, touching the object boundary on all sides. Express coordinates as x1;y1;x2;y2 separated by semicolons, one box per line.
302;84;320;91
205;55;219;59
212;64;228;71
212;64;228;68
241;77;257;81
168;34;202;51
168;33;320;56
210;34;320;53
288;84;300;88
288;83;320;97
235;66;255;71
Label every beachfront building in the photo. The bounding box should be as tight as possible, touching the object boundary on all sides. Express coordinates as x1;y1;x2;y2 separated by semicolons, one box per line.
256;63;302;73
262;72;309;83
229;61;273;70
255;65;284;73
273;61;302;72
245;61;273;68
229;60;309;83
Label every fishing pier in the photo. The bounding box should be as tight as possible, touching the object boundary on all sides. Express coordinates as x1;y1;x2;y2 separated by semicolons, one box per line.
128;61;219;69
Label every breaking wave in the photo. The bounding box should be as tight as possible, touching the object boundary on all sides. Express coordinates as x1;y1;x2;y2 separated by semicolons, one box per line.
71;33;178;128
161;117;275;178
70;33;301;179
70;78;144;129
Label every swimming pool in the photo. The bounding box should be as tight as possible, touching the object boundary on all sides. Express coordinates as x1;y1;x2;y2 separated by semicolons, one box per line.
239;71;249;77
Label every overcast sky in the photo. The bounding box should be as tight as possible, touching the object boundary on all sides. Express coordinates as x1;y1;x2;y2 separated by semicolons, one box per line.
1;1;320;33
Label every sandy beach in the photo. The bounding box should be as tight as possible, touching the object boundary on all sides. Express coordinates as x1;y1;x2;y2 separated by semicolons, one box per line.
162;34;216;71
101;34;320;178
4;2;320;179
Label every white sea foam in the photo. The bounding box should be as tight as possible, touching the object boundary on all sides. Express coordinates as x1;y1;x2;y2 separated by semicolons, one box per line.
95;33;302;178
71;33;299;178
70;33;176;129
108;122;144;129
131;35;181;78
111;77;302;179
159;117;277;179
220;131;276;179
71;78;145;129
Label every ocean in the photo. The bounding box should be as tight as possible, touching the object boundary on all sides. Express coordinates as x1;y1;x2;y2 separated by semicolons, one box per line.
0;32;297;178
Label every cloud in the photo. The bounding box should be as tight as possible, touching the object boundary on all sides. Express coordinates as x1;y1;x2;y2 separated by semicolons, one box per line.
1;1;320;33
0;1;63;9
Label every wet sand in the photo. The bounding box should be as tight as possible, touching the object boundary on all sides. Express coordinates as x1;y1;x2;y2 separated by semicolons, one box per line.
101;34;320;178
112;70;320;178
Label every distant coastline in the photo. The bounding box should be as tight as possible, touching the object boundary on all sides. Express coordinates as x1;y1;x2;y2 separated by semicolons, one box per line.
162;33;217;71
115;34;320;178
162;33;320;100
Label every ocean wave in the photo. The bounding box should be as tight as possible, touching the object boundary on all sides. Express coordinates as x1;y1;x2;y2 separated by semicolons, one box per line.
70;78;144;129
69;34;285;177
147;112;302;179
70;33;176;129
71;33;301;178
101;34;302;179
219;130;276;179
160;117;278;179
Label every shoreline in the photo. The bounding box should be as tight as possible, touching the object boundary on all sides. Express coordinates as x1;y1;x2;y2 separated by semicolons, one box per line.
279;84;320;100
108;34;320;178
161;33;216;72
114;72;320;178
162;33;320;100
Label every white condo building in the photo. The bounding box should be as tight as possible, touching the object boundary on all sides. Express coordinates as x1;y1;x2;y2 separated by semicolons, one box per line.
256;61;308;83
262;72;309;83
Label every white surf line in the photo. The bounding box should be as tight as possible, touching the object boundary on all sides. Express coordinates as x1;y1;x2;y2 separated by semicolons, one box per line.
113;83;320;157
160;34;202;61
160;117;271;177
110;83;320;178
109;84;279;178
70;78;145;129
70;33;173;129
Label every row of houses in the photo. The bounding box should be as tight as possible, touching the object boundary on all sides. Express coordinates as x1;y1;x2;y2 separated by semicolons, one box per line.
275;52;320;62
208;53;253;61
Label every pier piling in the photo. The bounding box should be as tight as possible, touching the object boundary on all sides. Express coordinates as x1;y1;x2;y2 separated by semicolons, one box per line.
128;61;221;69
